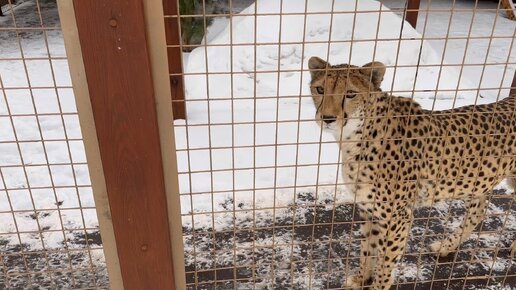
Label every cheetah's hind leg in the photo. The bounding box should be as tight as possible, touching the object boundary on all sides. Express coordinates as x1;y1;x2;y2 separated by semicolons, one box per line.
430;195;487;257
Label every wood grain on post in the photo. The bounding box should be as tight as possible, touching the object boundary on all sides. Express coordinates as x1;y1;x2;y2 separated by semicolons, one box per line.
73;0;176;288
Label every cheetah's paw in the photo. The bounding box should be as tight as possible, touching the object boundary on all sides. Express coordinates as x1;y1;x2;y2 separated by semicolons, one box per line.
345;274;370;289
429;240;452;257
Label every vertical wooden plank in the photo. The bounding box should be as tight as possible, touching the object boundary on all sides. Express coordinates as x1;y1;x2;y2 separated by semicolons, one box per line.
57;1;124;289
162;0;178;15
163;0;187;120
406;0;421;28
72;0;175;289
143;0;187;288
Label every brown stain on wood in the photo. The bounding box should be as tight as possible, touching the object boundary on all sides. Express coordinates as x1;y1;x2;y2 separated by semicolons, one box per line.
73;0;176;288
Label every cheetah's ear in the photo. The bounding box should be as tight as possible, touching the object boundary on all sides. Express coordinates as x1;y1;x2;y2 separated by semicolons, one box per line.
308;56;329;79
360;61;386;88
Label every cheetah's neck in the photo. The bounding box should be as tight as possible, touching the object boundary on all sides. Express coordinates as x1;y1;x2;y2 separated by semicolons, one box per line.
334;107;365;163
336;110;364;141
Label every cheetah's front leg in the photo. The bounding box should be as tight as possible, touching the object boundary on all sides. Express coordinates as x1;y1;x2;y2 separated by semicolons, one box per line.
345;211;379;289
430;195;487;257
371;208;412;290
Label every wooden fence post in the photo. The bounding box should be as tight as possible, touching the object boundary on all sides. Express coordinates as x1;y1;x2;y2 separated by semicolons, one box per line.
57;1;124;288
163;0;187;120
406;0;421;28
143;0;187;287
71;0;177;288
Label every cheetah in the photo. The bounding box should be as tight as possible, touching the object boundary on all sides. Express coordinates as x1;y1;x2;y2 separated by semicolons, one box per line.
308;56;516;290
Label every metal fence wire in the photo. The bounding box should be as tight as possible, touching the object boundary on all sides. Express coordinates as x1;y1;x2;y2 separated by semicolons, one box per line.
165;0;516;289
0;0;108;288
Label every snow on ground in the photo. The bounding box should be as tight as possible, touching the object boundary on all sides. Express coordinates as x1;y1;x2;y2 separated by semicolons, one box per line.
0;0;515;289
177;0;516;215
178;0;516;288
0;0;107;288
183;190;516;289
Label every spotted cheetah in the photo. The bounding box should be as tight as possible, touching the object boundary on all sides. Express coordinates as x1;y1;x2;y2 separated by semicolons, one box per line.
308;56;516;290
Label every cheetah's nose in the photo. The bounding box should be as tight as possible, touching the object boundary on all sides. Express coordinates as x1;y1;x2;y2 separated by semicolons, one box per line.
322;115;336;124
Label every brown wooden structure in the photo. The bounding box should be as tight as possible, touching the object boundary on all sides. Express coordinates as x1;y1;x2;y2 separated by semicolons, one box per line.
72;0;177;288
163;0;187;120
405;0;421;28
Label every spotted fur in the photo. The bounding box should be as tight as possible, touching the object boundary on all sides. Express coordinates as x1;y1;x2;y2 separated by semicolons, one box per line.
308;56;516;290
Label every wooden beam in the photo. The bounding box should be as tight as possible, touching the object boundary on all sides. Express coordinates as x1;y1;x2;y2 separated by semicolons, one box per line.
405;0;421;28
57;1;124;288
72;0;175;289
142;0;187;287
163;0;187;120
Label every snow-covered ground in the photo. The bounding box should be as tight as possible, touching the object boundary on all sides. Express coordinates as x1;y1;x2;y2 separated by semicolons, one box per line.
0;0;107;288
178;0;516;288
177;0;516;215
0;0;514;289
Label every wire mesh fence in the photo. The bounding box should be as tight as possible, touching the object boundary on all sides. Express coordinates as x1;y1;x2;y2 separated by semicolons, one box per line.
0;0;108;288
165;0;516;289
1;0;515;289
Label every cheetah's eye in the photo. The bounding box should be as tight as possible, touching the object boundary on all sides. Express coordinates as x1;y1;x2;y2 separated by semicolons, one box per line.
316;86;324;94
345;90;357;99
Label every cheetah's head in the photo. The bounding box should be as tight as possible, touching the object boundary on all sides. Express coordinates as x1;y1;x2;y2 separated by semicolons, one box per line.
308;57;385;131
